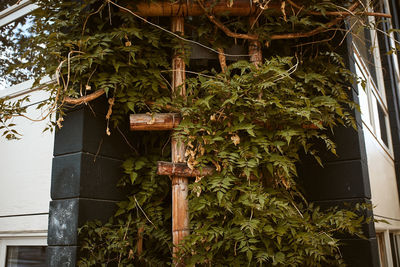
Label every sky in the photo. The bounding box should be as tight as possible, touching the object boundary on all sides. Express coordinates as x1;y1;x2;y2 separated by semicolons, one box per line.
0;3;35;91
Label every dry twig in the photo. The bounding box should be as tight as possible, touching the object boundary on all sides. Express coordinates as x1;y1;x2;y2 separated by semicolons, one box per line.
286;0;391;18
270;1;360;41
217;48;228;73
197;0;258;41
63;88;105;105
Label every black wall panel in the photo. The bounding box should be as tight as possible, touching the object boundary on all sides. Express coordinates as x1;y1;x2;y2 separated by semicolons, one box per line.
47;98;129;266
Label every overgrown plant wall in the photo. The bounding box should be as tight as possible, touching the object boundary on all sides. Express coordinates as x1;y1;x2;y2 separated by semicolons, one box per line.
0;0;396;266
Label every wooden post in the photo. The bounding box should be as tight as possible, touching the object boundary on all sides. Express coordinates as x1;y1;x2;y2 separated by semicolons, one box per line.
249;16;263;101
248;17;262;67
171;16;188;266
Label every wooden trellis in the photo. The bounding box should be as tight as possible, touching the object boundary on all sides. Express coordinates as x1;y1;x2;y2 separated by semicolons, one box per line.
128;2;262;266
126;0;390;265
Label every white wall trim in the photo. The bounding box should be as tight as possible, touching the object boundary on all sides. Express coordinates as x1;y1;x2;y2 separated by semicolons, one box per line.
0;76;53;99
0;230;47;238
0;0;37;28
0;1;37;28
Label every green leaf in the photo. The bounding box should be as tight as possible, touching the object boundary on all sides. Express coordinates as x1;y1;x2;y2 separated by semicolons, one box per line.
130;172;138;184
217;191;223;204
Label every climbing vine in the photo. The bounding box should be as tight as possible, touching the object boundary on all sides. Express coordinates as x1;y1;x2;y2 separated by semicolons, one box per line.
0;0;395;265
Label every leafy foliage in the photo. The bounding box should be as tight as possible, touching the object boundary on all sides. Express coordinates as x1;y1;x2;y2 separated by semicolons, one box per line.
1;0;390;265
79;151;173;266
171;56;364;266
0;95;29;140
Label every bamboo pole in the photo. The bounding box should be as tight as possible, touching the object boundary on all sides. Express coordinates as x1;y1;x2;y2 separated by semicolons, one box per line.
130;113;181;131
171;16;188;267
157;161;215;177
127;1;270;17
137;226;144;255
248;17;262;67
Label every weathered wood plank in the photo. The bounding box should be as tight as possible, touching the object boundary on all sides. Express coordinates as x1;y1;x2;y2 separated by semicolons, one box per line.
130;113;181;131
157;161;215;177
126;1;278;17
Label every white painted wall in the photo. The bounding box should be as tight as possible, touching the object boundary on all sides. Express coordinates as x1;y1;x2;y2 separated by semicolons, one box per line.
0;87;53;235
363;126;400;230
353;31;400;231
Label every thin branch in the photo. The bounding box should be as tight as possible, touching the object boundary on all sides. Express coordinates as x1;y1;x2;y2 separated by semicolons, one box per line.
217;47;227;73
197;0;258;41
294;28;338;47
55;51;85;92
118;219;131;264
270;17;342;40
81;3;106;37
270;1;360;41
287;0;391;18
116;125;139;155
134;196;157;229
13;86;60;123
64;87;179;111
63;88;105;105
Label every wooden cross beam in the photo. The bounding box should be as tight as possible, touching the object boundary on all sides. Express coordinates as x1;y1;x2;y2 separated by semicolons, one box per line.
125;0;281;17
157;161;215;177
130;113;181;131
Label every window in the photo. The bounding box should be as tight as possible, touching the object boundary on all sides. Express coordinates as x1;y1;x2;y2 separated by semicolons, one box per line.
351;0;395;153
0;237;47;267
390;233;400;267
377;232;389;267
5;246;46;267
0;0;39;93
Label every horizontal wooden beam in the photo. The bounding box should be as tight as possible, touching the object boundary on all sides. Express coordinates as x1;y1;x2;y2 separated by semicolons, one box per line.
130;113;181;131
130;113;321;131
157;161;214;177
127;1;280;17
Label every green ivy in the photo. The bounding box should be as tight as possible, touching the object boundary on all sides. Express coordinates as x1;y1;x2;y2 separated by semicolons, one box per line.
1;0;386;265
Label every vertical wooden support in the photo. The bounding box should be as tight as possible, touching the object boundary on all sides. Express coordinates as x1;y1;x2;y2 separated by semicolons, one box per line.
248;17;262;67
249;16;263;101
137;226;144;255
171;16;188;266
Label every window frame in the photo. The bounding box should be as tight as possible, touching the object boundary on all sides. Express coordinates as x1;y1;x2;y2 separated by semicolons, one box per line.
351;0;398;156
353;44;394;156
0;235;47;267
0;1;38;28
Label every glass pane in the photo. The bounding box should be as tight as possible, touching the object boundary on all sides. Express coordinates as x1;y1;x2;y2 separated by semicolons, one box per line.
377;102;389;147
0;14;37;90
355;60;372;125
351;18;378;86
359;86;371;125
389;233;400;267
5;246;47;267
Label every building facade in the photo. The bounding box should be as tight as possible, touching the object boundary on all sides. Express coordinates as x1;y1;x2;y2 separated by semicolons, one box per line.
1;0;400;266
0;1;52;266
